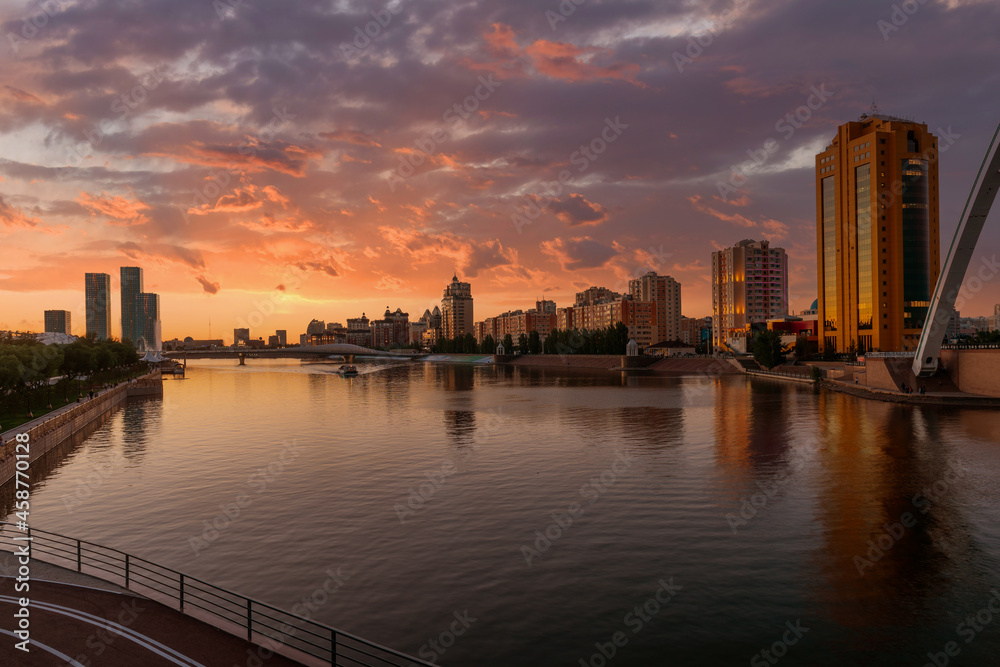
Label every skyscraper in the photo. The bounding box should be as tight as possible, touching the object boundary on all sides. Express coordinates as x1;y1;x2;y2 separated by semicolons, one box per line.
44;310;72;335
84;273;112;340
139;292;161;351
441;275;474;340
712;239;788;352
121;266;144;346
816;115;940;353
628;272;682;343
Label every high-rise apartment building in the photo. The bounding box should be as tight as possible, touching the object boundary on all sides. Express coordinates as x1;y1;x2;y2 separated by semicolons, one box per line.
993;304;1000;332
628;272;682;343
441;275;473;339
816;116;940;353
84;273;112;340
139;292;161;350
121;266;144;345
44;310;72;335
712;239;788;352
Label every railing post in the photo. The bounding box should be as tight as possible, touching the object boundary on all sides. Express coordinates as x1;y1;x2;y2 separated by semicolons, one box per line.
247;599;253;641
77;539;81;572
125;553;130;588
331;628;338;665
179;573;185;611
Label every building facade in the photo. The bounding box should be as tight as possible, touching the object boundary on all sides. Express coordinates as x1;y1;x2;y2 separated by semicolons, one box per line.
234;328;250;346
816;116;941;353
84;272;112;340
441;276;473;340
121;266;144;346
275;330;287;346
44;310;72;335
346;313;373;347
712;239;789;352
628;272;682;343
139;293;161;350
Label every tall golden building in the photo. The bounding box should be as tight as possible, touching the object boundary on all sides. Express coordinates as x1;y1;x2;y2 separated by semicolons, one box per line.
816;115;940;353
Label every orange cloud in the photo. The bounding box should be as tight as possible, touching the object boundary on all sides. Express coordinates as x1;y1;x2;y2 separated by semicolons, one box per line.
0;196;41;229
77;192;149;225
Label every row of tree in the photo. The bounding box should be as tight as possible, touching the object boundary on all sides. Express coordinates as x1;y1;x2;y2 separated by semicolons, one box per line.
0;337;142;418
429;323;634;356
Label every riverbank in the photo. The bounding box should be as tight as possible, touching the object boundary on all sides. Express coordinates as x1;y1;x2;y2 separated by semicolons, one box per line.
0;372;162;486
493;354;743;375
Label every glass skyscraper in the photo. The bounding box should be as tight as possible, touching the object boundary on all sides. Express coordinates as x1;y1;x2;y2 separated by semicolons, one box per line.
84;273;111;340
815;116;940;354
121;266;144;346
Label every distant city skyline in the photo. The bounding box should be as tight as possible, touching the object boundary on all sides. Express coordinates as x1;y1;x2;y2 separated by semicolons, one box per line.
2;1;999;338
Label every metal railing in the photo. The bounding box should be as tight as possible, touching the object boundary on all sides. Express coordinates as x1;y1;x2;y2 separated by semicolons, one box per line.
0;523;434;667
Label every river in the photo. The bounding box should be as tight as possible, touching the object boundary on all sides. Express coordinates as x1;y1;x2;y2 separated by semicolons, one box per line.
5;359;1000;666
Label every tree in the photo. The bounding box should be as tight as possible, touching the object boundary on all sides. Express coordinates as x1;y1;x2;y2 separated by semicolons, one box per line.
527;330;541;355
517;333;528;353
503;334;514;352
752;329;785;369
481;334;495;354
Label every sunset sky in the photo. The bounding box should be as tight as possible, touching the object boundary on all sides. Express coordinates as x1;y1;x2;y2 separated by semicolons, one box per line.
1;0;999;342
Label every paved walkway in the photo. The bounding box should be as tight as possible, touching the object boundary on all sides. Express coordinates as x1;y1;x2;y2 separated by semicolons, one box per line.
0;559;307;666
0;373;155;443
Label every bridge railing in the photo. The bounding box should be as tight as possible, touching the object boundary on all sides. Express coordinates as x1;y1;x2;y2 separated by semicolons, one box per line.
0;523;434;667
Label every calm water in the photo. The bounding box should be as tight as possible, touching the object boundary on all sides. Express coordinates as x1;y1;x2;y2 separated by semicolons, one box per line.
5;359;1000;666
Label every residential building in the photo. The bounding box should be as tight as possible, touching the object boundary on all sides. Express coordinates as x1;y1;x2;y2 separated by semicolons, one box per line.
121;266;144;346
44;310;72;335
712;239;789;353
139;292;161;350
306;319;326;336
371;307;409;348
628;272;682;343
816;115;940;353
575;286;620;307
474;300;558;345
275;330;287;347
680;316;712;348
346;313;372;347
84;272;112;340
234;328;250;346
268;335;280;347
994;304;1000;332
441;275;473;339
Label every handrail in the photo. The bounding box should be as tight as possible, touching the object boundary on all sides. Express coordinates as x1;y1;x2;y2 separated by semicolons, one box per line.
0;522;435;667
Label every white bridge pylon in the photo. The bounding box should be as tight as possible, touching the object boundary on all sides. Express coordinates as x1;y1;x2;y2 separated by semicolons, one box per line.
913;121;1000;377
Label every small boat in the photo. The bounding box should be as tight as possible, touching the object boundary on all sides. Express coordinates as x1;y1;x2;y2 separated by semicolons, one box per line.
338;364;358;377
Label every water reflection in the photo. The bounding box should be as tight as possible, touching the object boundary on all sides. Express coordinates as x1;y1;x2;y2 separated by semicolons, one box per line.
812;397;973;639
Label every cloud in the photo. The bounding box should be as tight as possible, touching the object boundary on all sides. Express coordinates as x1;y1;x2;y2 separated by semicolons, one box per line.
540;237;618;270
77;191;150;224
549;194;608;226
319;129;381;147
196;275;220;294
0;195;40;228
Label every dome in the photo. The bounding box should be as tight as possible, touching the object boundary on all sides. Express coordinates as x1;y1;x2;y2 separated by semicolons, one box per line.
810;298;818;310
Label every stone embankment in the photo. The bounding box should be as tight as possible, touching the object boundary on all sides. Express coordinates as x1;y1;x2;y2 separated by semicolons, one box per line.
0;373;162;486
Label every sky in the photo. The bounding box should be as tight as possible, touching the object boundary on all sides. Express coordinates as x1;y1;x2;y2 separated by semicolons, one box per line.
1;0;999;343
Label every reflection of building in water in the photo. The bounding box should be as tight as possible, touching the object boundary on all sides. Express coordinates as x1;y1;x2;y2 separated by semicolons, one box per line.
121;397;159;462
811;394;971;631
614;406;685;453
712;379;792;479
443;410;477;447
439;364;476;392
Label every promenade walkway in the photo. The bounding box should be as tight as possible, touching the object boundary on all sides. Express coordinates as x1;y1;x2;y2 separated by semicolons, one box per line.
0;372;156;444
0;554;306;666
